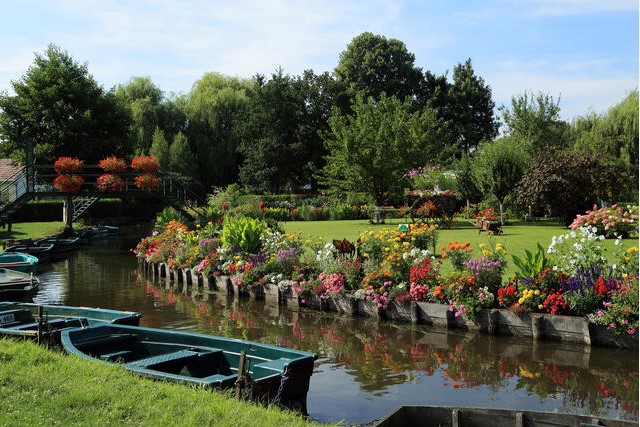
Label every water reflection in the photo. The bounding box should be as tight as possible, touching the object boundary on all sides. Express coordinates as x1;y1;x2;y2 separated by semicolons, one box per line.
31;227;638;425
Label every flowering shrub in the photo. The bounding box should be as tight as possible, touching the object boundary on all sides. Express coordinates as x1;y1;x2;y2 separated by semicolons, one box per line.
547;227;607;276
131;155;160;173
588;275;638;335
96;174;125;191
409;258;441;302
134;174;160;190
53;174;84;192
313;272;347;299
361;268;394;309
444;275;494;320
440;241;473;272
54;157;83;174
464;256;502;293
570;204;639;238
476;207;497;221
497;279;519;307
98;156;127;173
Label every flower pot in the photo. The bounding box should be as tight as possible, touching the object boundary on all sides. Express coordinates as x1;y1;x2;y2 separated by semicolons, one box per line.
496;309;533;337
538;314;590;344
414;301;449;327
357;299;382;318
263;283;282;305
215;275;232;294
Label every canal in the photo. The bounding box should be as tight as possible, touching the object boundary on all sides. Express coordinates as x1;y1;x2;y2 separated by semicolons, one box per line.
32;225;638;425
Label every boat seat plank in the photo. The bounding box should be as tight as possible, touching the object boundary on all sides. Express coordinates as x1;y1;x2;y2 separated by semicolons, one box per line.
128;349;200;368
100;350;133;361
0;309;33;325
252;358;291;371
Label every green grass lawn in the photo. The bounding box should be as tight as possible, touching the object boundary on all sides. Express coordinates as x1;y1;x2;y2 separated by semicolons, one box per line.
0;221;66;241
282;218;638;277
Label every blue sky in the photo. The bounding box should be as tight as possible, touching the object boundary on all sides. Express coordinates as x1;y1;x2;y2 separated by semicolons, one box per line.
1;0;637;121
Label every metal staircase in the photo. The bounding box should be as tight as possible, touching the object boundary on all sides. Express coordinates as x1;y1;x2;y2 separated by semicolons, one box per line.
0;166;36;227
72;195;101;221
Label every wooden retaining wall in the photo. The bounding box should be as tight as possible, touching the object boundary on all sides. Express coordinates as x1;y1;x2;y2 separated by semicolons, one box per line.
139;260;638;350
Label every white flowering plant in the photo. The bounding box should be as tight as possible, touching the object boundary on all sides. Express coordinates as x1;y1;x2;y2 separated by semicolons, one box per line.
547;226;607;276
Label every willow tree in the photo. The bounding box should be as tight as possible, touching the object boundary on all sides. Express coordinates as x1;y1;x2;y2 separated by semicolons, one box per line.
321;94;442;206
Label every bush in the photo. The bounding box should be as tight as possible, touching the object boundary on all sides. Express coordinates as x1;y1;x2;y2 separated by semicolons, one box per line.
570;204;639;238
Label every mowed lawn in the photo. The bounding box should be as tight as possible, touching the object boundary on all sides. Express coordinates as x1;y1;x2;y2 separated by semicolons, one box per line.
281;218;638;277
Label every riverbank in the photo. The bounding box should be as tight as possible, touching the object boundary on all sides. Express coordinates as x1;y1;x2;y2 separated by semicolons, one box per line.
0;338;317;426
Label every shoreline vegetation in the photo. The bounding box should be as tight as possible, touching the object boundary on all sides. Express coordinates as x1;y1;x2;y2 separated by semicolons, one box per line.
0;338;318;426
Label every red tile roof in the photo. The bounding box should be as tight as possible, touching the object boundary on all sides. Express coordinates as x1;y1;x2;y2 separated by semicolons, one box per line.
0;159;23;181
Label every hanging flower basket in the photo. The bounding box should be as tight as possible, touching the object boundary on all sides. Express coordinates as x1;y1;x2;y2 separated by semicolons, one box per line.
53;174;84;193
135;174;160;191
97;174;125;192
98;156;127;174
54;157;84;174
131;155;159;174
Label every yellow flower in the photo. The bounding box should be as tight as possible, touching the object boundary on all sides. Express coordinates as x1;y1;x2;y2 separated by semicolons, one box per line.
482;250;492;257
534;290;540;296
518;297;525;305
538;304;544;310
479;243;487;249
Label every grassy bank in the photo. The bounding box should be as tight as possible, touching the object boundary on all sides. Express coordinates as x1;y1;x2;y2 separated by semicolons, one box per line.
0;221;66;242
0;339;317;427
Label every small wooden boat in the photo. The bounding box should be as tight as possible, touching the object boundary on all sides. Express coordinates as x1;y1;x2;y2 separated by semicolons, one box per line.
0;302;141;343
34;237;79;257
0;268;39;301
61;324;317;411
78;225;119;242
4;244;54;263
0;251;39;273
374;405;636;427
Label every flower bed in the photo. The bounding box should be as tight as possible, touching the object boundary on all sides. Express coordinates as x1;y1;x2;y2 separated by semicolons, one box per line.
134;208;639;349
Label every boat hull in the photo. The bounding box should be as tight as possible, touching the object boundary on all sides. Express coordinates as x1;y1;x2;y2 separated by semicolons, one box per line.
0;302;141;342
4;244;53;263
0;252;39;273
0;268;39;302
374;405;636;427
61;324;317;411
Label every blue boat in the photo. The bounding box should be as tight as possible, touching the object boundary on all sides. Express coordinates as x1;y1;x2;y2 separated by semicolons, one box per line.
4;244;54;263
34;237;79;258
0;302;141;343
0;268;39;302
77;225;119;243
0;252;39;273
61;323;317;412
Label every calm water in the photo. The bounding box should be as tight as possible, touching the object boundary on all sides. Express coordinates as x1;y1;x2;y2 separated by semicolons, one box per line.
32;225;638;425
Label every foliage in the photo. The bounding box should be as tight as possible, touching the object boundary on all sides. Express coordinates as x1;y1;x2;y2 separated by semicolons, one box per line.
334;32;424;103
220;216;268;254
0;44;130;164
514;150;624;226
131;155;160;173
134;174;160;190
472;137;528;205
511;243;553;279
322;93;443;206
96;174;125;192
149;127;170;169
98;156;126;173
439;241;473;272
52;174;84;192
588;275;639;335
570;204;638;238
53;157;84;174
500;90;570;155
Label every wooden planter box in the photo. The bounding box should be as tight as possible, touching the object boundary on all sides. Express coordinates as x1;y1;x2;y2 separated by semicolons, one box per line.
248;284;264;301
301;293;324;310
384;300;414;323
215;275;232;294
413;302;450;327
357;299;382;319
325;294;358;316
263;283;282;305
538;313;590;344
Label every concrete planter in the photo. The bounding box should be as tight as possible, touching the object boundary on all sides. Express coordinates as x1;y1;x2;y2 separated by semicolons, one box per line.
215;275;232;294
301;293;324;310
263;283;282;305
496;310;534;337
589;323;638;350
357;299;382;319
248;283;264;300
538;313;591;344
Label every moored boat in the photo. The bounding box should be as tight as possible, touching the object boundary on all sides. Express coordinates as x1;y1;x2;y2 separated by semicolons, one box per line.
374;405;636;427
78;225;119;242
0;268;39;302
34;237;79;257
0;251;39;273
4;244;54;263
60;323;317;411
0;302;141;343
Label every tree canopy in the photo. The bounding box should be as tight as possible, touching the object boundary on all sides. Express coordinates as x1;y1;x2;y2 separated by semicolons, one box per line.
322;94;443;206
0;44;130;164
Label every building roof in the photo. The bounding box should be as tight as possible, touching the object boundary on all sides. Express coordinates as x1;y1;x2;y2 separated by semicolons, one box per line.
0;159;23;181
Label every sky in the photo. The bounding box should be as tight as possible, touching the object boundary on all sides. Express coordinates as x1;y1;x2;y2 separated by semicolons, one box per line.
1;0;638;121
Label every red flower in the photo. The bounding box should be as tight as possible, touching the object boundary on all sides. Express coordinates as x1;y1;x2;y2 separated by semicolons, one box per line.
134;174;160;190
98;156;127;173
131;155;160;173
54;157;83;174
53;174;84;192
96;174;125;191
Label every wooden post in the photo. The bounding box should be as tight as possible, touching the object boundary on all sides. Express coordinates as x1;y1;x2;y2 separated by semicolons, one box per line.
63;195;74;232
235;350;247;399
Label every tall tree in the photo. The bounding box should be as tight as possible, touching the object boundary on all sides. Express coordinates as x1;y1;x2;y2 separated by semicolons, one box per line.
572;90;638;201
500;91;569;155
185;72;250;192
168;131;198;188
334;32;425;103
238;69;335;193
514;150;624;225
321;93;443;206
447;59;499;155
472;137;528;220
115;77;164;155
0;44;130;164
149;127;170;169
